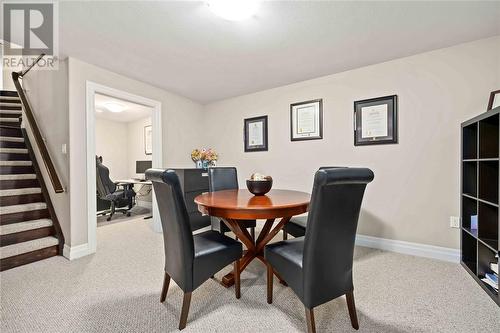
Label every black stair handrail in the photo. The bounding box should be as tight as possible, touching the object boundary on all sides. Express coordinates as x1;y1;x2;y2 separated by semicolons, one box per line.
11;54;64;193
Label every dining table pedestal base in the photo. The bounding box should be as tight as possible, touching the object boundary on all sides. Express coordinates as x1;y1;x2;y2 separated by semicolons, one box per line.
219;217;291;288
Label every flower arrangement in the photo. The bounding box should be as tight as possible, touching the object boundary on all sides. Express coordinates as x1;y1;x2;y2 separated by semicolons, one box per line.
203;148;218;162
191;149;202;161
191;148;218;168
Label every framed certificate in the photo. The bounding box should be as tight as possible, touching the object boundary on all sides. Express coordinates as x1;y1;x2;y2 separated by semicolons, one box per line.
290;99;323;141
354;95;397;146
244;115;268;152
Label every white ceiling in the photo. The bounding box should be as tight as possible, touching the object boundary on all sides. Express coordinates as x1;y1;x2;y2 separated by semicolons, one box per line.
95;93;152;123
59;1;500;104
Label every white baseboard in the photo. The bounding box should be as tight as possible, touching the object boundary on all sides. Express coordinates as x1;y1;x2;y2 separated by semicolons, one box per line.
355;234;460;263
63;243;93;260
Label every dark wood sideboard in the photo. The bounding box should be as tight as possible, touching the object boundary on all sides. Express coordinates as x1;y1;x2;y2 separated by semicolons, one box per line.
171;168;211;231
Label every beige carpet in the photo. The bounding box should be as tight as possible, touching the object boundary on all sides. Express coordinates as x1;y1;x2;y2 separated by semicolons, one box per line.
1;217;499;333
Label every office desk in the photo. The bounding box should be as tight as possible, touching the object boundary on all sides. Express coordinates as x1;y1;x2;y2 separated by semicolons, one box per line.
116;179;152;219
116;179;152;185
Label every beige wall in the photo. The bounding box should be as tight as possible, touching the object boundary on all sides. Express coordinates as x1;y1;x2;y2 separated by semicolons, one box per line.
1;47;23;91
22;60;71;243
127;116;152;178
95;116;153;180
95;118;129;180
68;57;204;246
203;37;500;249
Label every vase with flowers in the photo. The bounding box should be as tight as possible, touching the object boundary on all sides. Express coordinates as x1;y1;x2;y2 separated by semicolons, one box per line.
191;148;218;169
191;149;203;169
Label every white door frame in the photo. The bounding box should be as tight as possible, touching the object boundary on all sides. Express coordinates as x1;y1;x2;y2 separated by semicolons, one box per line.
86;81;162;253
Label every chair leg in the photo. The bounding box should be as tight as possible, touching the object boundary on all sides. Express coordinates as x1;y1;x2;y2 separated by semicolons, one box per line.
250;227;255;243
107;202;116;221
346;290;359;330
179;292;192;330
266;263;273;304
283;231;288;240
234;260;241;299
160;272;170;303
305;307;316;333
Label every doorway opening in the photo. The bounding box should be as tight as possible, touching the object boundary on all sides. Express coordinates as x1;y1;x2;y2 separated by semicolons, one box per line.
86;82;162;253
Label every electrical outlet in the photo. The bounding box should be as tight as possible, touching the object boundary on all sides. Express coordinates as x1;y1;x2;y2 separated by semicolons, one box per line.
61;144;67;154
449;216;460;228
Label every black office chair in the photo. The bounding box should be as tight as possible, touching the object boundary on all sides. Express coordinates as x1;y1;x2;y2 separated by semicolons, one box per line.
96;156;136;221
146;169;243;330
265;168;374;333
283;166;346;240
208;167;257;241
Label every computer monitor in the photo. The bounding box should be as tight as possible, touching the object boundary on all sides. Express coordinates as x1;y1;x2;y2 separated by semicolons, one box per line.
136;160;152;174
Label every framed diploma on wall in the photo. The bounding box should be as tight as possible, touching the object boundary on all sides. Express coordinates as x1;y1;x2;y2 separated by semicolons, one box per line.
244;115;268;152
290;99;323;141
354;95;398;146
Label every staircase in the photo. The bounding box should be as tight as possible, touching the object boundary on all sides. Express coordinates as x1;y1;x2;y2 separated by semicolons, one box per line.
0;90;62;271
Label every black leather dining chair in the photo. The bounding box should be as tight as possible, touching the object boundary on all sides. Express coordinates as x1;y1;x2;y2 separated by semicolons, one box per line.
146;169;243;330
283;166;346;240
208;167;257;241
265;168;374;333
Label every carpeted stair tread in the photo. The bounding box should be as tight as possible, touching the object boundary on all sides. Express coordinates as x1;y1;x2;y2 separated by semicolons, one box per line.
0;148;28;154
0;160;32;166
0;109;22;114
0;202;47;215
0;136;24;142
0;188;41;197
0;236;58;259
0;174;36;180
0;218;53;236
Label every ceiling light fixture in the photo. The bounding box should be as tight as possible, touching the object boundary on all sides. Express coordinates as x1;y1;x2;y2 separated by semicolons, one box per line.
104;102;126;113
206;0;260;21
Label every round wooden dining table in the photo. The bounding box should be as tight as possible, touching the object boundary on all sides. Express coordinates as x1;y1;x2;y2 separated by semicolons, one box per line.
195;189;310;288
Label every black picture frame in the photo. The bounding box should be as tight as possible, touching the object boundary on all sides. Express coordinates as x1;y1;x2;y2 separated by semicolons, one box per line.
487;90;500;110
290;99;323;141
354;95;398;146
244;115;268;152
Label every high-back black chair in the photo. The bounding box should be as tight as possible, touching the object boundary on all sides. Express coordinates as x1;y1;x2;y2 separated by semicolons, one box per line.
283;166;346;239
96;156;135;221
208;167;257;241
265;168;374;333
146;169;243;330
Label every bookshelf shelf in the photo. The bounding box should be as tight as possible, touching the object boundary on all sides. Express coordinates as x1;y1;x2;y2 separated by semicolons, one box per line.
462;161;477;197
462;193;499;208
463;158;500;162
461;107;499;306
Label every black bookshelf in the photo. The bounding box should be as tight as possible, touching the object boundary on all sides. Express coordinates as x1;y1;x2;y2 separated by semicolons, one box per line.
461;107;499;306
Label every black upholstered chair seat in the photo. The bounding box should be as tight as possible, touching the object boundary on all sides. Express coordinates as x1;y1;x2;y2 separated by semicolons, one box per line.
193;231;242;289
265;238;304;298
283;215;307;238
